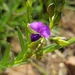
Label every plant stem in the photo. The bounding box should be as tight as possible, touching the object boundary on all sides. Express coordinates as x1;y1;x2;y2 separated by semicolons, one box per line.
32;62;47;75
25;0;32;45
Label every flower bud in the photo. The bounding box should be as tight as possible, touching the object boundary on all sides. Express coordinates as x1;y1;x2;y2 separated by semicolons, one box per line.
52;37;69;46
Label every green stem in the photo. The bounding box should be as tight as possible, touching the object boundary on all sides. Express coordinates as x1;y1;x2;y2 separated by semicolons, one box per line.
32;62;47;75
25;0;32;45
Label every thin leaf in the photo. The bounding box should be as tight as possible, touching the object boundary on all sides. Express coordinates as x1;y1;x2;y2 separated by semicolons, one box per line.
2;43;10;66
43;43;61;54
9;53;15;66
68;37;75;45
16;27;27;60
17;27;26;53
16;51;24;61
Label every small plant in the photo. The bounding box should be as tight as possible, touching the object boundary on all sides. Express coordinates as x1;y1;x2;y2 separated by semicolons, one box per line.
0;0;75;72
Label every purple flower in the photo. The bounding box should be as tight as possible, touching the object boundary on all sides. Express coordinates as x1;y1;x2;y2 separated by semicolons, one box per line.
30;22;50;42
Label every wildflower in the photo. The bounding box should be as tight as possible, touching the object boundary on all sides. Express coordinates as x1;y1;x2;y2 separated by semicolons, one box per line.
30;22;50;42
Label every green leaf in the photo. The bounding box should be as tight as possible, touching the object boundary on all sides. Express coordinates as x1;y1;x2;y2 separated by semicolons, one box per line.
2;43;10;66
16;27;27;60
17;27;26;53
68;37;75;45
43;43;61;54
9;53;15;66
16;51;24;61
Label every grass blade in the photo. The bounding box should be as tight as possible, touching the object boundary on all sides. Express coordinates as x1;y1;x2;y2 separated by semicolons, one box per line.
17;27;26;53
16;27;27;60
2;43;10;66
9;53;15;66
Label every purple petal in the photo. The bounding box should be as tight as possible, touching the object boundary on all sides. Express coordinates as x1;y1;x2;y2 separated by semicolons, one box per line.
39;25;50;38
30;22;43;32
30;34;41;42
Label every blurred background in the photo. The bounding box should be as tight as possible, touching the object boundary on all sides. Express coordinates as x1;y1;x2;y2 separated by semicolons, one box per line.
0;0;75;75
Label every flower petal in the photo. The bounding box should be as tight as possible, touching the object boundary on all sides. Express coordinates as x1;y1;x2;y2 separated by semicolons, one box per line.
30;34;41;42
39;25;50;38
30;22;43;32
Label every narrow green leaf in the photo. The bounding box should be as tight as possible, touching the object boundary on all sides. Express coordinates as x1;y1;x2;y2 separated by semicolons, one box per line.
16;27;27;60
42;43;57;50
43;43;61;54
2;43;10;66
17;27;26;53
68;37;75;45
9;53;15;66
43;44;63;54
16;51;24;61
